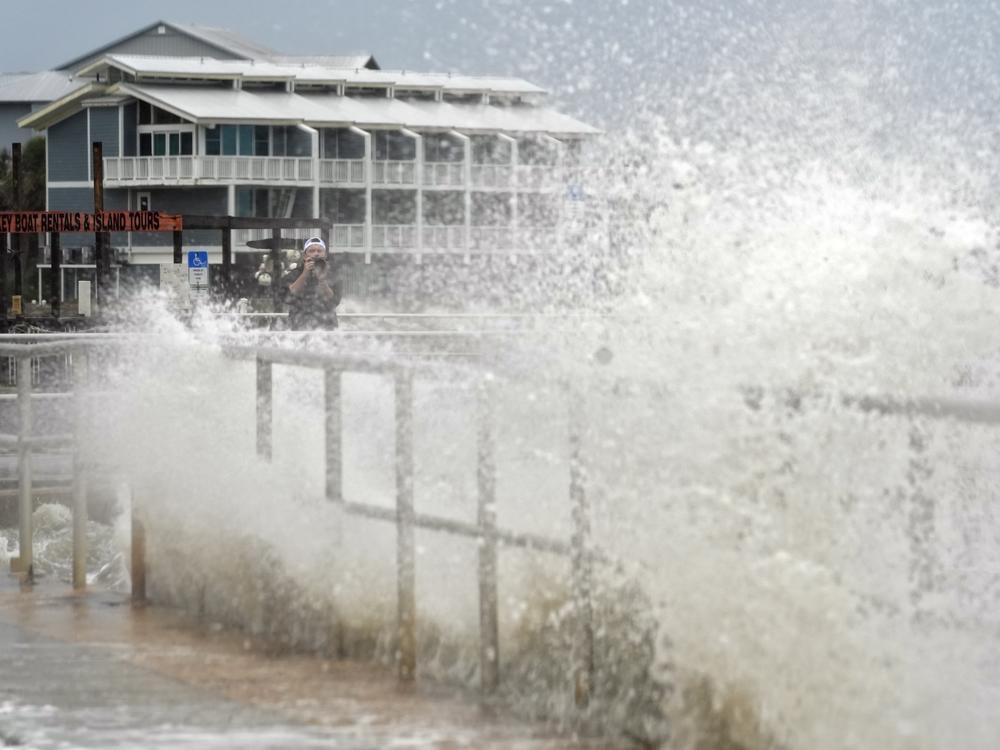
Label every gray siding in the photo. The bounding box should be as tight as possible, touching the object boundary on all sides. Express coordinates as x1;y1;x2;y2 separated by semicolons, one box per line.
132;188;227;247
48;111;88;182
47;187;94;246
122;103;137;156
89;107;119;158
0;102;35;155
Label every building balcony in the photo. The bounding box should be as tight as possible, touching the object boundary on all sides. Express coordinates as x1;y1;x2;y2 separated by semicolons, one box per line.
327;224;560;253
104;156;315;187
104;156;568;191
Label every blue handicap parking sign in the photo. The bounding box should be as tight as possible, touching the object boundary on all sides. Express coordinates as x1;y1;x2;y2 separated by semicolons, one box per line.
188;250;208;268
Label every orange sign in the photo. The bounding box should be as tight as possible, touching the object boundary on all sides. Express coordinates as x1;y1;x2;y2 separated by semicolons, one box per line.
0;211;183;234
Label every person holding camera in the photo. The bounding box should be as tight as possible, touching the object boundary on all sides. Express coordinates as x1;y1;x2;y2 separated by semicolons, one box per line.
282;236;342;330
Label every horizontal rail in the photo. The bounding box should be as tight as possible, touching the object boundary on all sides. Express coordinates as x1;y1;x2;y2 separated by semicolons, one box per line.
845;394;1000;425
341;500;573;557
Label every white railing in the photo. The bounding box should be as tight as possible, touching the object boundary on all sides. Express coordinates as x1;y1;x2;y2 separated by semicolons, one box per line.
105;157;566;192
516;165;562;190
374;160;417;186
517;227;559;251
232;227;324;250
371;224;418;251
470;165;515;189
332;224;366;250
423;162;465;188
319;159;366;185
422;225;466;252
104;156;314;185
470;226;515;251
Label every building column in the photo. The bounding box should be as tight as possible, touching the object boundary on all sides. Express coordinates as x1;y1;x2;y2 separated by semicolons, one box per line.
401;128;422;254
450;130;471;257
498;133;517;254
543;134;564;252
297;124;321;224
350;126;373;263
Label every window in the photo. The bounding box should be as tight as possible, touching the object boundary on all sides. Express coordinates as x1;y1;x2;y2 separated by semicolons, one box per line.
373;131;415;161
138;129;193;156
137;102;182;126
205;125;269;156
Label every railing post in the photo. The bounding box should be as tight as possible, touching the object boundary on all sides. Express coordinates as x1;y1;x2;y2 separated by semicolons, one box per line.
131;485;146;605
395;370;417;682
324;365;342;503
477;375;500;695
567;382;594;708
72;352;88;590
14;353;33;583
256;356;273;460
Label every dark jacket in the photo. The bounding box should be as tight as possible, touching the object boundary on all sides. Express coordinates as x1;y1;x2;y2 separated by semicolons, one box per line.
281;264;342;330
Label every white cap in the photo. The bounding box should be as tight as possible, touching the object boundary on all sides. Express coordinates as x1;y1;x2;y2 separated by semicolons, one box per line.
302;236;327;253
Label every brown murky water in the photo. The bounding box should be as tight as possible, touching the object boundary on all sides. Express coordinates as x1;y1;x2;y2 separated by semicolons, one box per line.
0;576;627;749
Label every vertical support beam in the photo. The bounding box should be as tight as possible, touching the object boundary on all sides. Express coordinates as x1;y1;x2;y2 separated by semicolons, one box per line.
450;130;472;254
221;222;232;300
401;129;423;253
567;382;594;708
324;365;342;503
543;135;565;251
477;376;500;694
16;353;32;583
365;133;374;255
0;232;7;324
172;229;182;265
131;485;146;605
49;232;61;318
395;370;417;682
256;356;273;461
226;185;236;257
72;351;88;590
93;142;109;305
11;143;23;300
498;134;518;253
269;228;282;313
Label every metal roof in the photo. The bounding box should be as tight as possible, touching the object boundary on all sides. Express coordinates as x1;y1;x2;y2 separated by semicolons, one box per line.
271;55;379;70
77;55;547;96
54;20;278;71
19;82;596;136
0;71;80;103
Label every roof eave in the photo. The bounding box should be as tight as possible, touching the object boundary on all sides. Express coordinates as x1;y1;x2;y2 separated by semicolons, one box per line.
16;82;107;130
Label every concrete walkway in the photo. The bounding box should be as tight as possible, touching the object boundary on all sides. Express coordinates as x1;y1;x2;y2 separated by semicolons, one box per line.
0;577;624;749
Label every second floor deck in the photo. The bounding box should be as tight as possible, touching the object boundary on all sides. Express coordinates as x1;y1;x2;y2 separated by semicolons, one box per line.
103;156;568;191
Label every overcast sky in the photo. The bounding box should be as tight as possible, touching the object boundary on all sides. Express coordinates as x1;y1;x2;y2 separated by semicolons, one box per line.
3;0;998;127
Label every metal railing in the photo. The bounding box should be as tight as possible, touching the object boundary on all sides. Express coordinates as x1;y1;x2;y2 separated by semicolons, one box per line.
223;340;598;704
0;339;92;589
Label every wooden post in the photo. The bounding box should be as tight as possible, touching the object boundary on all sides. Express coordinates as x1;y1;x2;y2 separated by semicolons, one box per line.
567;384;594;708
11;143;22;301
395;371;417;682
270;228;282;313
477;376;500;694
172;230;182;265
324;365;342;503
131;486;146;605
49;232;60;319
92;142;109;306
256;356;272;460
0;232;7;323
221;222;232;300
15;353;33;583
72;352;88;590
